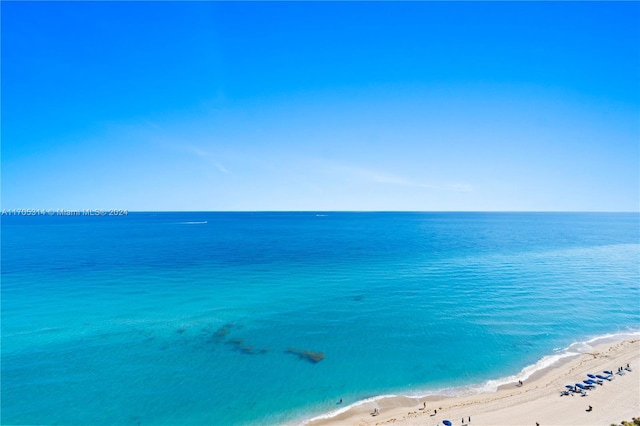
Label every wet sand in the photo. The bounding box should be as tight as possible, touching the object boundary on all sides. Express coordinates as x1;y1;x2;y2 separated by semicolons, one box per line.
305;339;639;426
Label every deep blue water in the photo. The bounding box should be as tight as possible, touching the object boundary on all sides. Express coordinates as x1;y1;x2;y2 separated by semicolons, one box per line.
2;212;639;425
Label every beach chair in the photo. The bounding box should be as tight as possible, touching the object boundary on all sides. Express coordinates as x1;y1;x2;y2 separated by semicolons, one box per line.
586;374;602;385
596;373;613;381
574;383;589;396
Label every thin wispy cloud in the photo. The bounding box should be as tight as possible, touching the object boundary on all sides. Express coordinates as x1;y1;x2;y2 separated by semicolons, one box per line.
182;145;230;174
157;140;231;175
107;119;233;176
447;183;473;192
324;161;471;192
4;1;637;212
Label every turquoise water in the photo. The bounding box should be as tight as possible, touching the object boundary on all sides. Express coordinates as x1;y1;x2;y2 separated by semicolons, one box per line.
2;212;639;425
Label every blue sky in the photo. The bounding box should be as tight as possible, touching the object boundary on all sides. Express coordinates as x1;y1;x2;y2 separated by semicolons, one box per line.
2;2;639;211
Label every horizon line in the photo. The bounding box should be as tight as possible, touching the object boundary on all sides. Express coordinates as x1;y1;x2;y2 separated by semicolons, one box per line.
4;209;636;214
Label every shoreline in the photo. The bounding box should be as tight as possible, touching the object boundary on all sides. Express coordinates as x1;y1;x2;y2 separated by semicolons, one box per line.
298;333;640;426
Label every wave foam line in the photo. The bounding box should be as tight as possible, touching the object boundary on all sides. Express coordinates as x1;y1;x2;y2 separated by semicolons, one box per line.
298;329;640;425
424;329;640;396
300;394;399;425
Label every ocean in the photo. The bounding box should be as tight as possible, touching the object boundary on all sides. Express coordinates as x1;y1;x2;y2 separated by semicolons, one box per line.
1;212;639;425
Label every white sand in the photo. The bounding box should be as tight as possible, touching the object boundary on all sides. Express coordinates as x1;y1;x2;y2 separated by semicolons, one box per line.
305;339;639;426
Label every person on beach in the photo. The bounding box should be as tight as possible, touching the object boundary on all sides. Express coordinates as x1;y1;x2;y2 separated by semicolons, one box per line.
586;405;592;412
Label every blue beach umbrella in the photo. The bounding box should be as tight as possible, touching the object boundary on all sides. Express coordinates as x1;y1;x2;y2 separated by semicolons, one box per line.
575;383;586;390
604;370;613;375
587;374;597;379
565;385;574;390
443;421;452;426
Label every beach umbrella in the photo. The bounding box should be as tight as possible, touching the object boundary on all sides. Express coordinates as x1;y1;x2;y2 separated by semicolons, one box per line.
587;374;597;379
565;385;574;390
604;370;613;375
443;421;452;426
575;383;586;390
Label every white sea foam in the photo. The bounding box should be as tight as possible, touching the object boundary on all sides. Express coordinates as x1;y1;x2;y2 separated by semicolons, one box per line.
178;221;208;224
436;330;639;396
297;330;640;425
584;330;640;346
299;394;398;426
471;350;580;394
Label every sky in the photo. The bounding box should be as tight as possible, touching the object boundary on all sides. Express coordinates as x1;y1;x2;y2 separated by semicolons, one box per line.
2;2;639;212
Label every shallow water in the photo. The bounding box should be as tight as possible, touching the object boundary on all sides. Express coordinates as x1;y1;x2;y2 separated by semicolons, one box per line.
2;212;639;425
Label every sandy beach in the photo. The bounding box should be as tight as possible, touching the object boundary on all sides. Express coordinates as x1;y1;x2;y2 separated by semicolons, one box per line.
305;339;639;426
